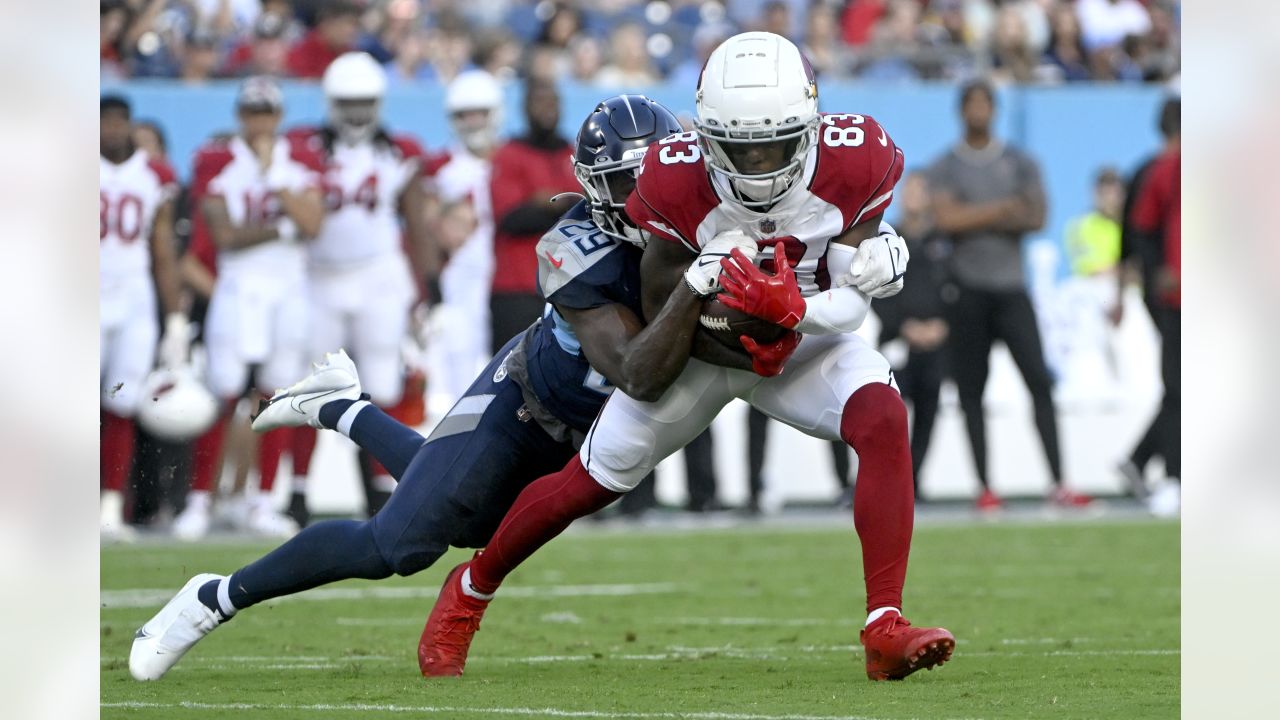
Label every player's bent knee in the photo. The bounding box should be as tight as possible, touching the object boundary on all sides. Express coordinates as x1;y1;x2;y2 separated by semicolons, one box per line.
842;383;908;445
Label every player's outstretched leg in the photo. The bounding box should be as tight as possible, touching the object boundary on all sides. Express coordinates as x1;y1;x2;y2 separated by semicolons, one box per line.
842;382;955;680
417;455;620;677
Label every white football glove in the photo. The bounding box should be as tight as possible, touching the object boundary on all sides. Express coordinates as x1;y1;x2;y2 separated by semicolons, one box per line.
684;229;759;296
158;313;191;368
849;229;909;299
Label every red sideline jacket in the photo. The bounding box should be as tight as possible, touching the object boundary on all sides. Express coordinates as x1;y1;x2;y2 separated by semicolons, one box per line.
488;137;578;295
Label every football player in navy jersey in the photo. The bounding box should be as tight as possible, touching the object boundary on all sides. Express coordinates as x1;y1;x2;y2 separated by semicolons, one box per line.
129;95;740;682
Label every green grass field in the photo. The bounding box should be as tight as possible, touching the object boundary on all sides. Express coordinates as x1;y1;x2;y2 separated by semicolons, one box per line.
101;518;1179;719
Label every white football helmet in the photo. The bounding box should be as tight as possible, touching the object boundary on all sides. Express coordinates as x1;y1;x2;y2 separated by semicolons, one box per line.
445;70;504;155
695;32;820;209
323;52;388;143
134;366;219;442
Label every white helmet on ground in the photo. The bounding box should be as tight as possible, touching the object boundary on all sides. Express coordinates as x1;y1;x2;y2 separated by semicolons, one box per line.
323;52;388;143
694;31;820;209
445;70;504;155
134;366;219;442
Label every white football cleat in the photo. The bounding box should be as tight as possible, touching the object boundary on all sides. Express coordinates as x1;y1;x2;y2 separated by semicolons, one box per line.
172;492;212;542
100;490;137;543
252;349;363;432
1148;481;1180;518
245;497;299;538
130;573;229;681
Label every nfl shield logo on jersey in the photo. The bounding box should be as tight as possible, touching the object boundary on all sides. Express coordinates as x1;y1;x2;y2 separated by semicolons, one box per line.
758;218;777;235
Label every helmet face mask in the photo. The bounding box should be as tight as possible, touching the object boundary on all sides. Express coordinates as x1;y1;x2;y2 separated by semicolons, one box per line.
572;95;683;247
323;52;387;144
575;154;644;244
696;122;816;207
445;71;503;155
329;98;381;143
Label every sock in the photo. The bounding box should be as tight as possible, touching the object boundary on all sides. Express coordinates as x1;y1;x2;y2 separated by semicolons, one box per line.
469;455;621;595
841;383;914;613
257;427;289;492
318;397;425;481
100;412;136;493
865;606;901;627
460;566;494;601
225;518;395;610
196;578;238;619
291;426;318;492
191;414;228;493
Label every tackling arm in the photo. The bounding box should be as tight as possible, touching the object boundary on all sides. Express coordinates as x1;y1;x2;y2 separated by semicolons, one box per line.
557;278;702;402
640;238;754;372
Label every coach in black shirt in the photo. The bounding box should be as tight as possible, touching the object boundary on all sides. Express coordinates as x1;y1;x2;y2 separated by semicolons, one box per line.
927;80;1091;510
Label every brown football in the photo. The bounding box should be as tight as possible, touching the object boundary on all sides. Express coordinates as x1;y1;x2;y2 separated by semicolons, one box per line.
699;295;789;350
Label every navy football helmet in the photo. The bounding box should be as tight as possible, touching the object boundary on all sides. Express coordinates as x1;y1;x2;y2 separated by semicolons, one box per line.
573;95;683;245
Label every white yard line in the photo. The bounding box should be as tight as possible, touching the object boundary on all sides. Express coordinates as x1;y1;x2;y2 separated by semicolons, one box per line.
101;582;680;610
99;700;978;720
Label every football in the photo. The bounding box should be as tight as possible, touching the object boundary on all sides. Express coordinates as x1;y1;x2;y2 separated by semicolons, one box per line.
699;295;789;350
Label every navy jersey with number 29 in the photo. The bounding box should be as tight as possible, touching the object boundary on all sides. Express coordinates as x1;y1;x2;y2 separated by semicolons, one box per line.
522;200;644;433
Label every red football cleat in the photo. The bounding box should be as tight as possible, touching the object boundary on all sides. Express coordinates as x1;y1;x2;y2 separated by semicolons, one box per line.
1049;486;1094;508
860;612;955;681
975;488;1003;512
418;562;489;677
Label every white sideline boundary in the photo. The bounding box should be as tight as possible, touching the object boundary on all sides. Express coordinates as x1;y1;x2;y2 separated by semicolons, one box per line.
99;700;980;720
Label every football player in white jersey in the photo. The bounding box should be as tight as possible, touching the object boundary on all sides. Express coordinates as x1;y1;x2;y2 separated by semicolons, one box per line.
420;69;504;408
100;95;189;541
284;52;432;524
173;77;325;540
419;33;956;682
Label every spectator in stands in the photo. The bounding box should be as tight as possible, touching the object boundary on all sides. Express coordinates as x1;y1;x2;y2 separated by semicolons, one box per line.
180;27;221;84
595;22;660;88
928;80;1092;511
383;27;432;85
668;21;734;89
486;79;578;353
473;29;523;81
357;0;420;64
101;1;133;78
874;172;951;499
286;0;361;78
991;4;1037;84
759;0;793;38
567;35;605;84
803;2;846;79
861;0;925;81
1077;0;1153;54
1118;97;1180;514
1042;1;1091;82
223;11;292;77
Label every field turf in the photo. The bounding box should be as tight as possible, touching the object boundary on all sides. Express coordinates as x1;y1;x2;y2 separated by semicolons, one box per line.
101;517;1179;719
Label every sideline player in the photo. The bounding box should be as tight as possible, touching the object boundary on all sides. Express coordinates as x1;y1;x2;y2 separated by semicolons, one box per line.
100;95;188;540
171;77;325;540
417;32;955;682
284;52;431;524
128;96;753;681
422;69;505;406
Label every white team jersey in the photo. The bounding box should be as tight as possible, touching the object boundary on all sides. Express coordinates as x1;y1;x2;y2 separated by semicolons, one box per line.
629;116;904;297
297;130;424;267
429;145;494;278
99;150;177;287
194;135;322;277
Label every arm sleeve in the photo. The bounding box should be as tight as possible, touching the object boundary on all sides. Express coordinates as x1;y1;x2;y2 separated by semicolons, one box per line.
794;241;871;335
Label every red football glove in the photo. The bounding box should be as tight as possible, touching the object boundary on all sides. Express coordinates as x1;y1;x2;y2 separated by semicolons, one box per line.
741;330;802;378
718;241;806;329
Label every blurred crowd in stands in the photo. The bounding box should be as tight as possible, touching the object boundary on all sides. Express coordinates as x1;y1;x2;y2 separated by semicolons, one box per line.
102;0;1179;86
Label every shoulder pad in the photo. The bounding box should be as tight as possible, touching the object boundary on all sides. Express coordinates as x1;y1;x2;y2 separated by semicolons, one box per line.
810;113;905;228
536;202;622;297
630;133;718;250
